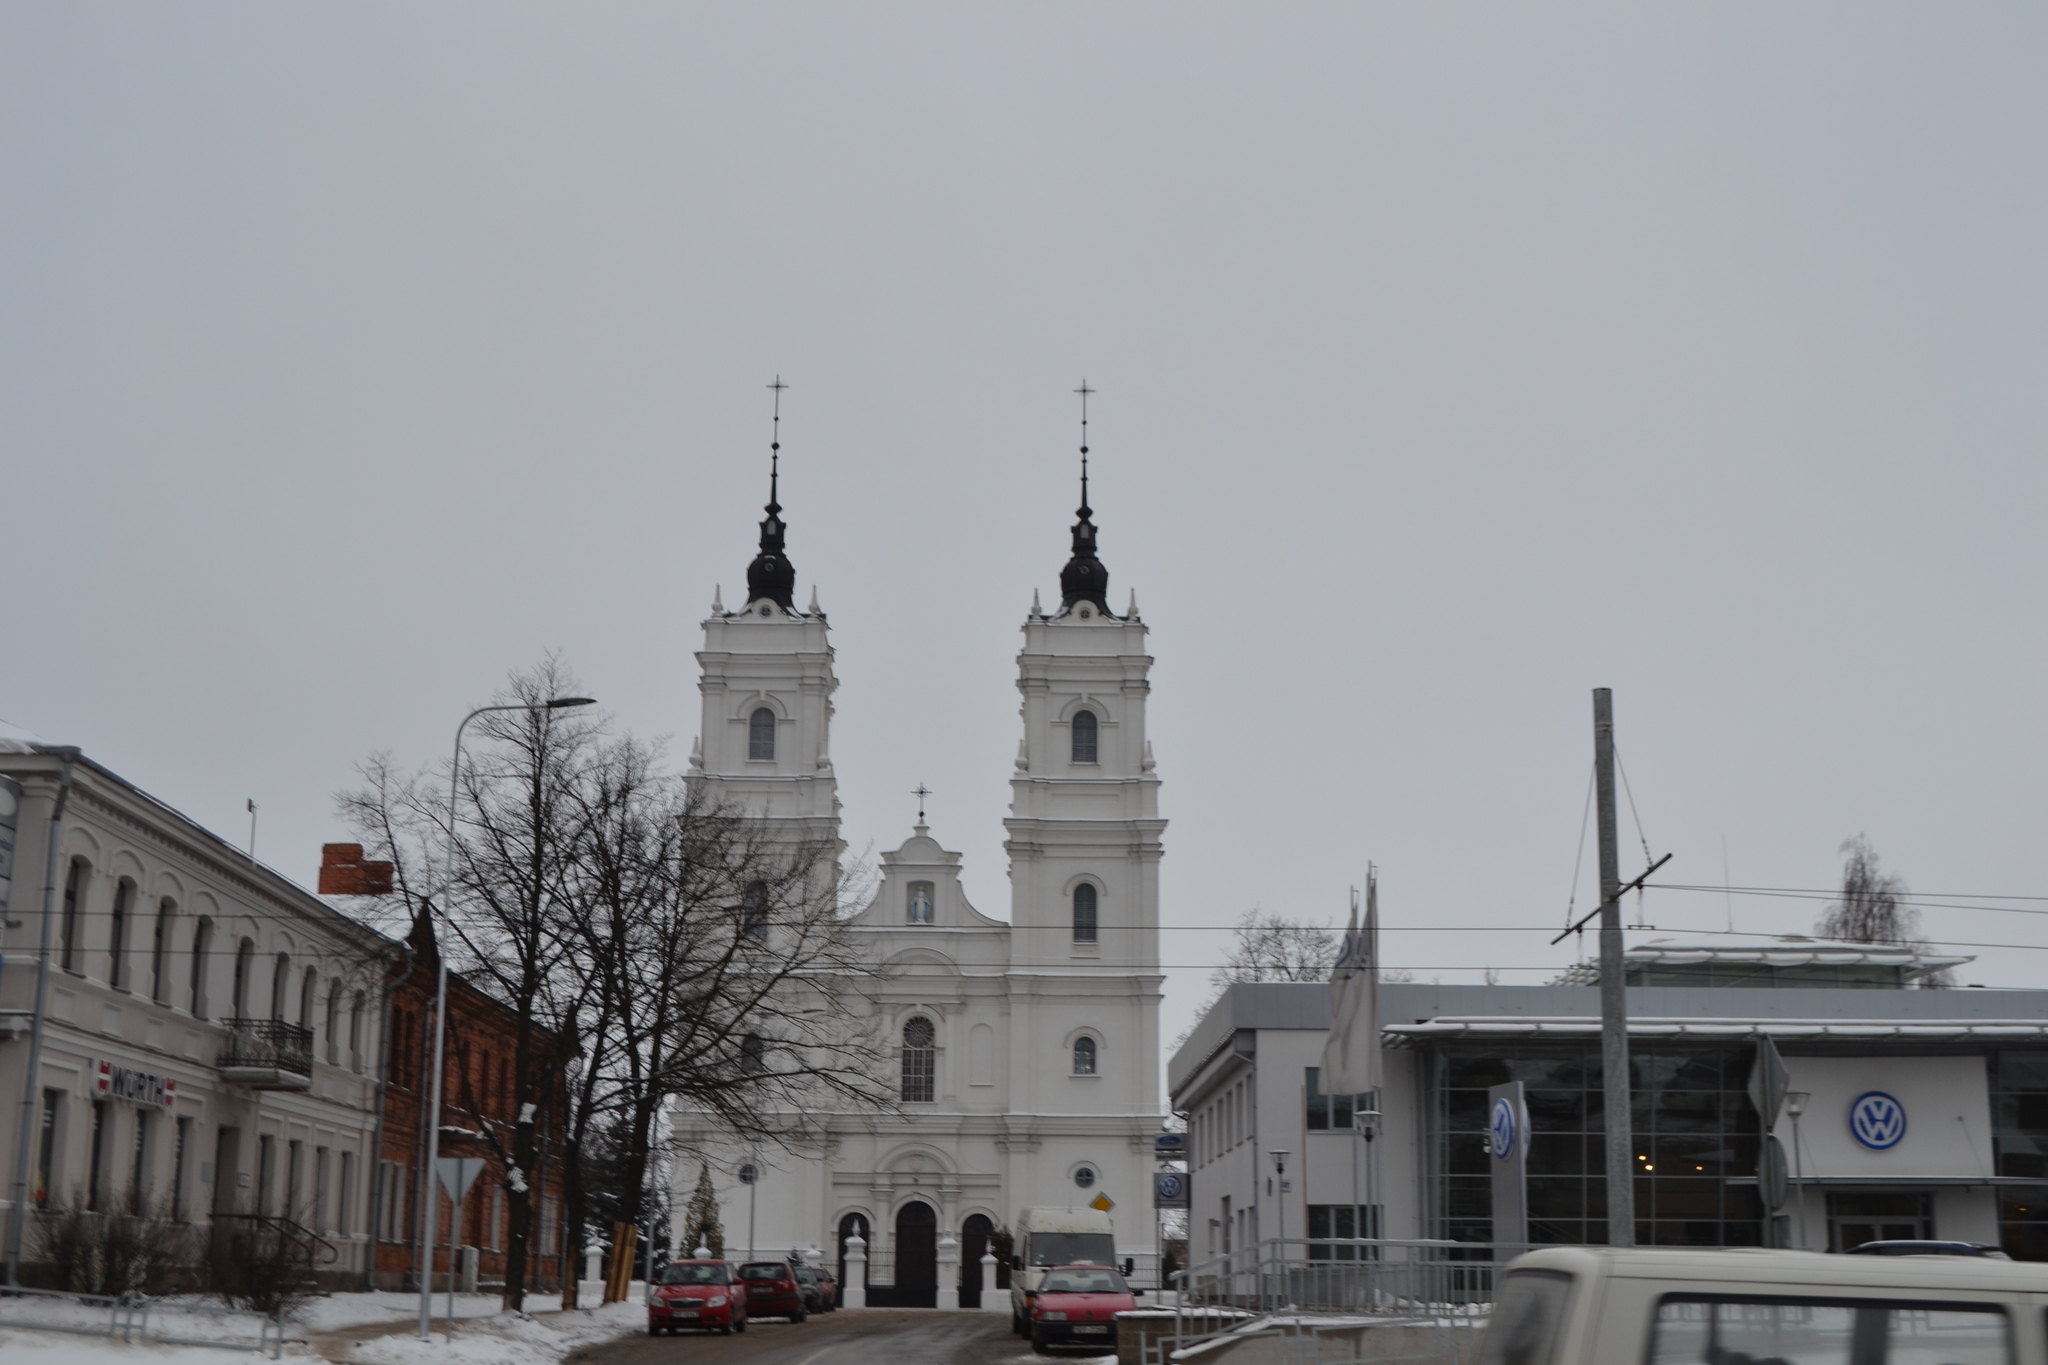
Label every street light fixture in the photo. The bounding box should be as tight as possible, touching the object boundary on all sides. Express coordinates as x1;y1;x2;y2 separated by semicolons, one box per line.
418;695;595;1342
1785;1091;1811;1250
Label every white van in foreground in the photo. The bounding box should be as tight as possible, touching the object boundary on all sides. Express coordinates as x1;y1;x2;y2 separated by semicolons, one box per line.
1483;1248;2048;1365
1009;1206;1119;1329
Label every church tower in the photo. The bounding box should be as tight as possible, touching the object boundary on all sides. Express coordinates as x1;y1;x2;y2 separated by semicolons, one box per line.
1002;400;1164;1122
686;387;842;862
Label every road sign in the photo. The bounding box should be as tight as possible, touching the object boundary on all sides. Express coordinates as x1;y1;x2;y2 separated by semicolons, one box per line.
738;1163;759;1185
436;1157;485;1204
1089;1193;1114;1214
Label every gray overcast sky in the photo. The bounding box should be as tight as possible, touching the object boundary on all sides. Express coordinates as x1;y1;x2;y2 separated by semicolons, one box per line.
4;5;2044;1051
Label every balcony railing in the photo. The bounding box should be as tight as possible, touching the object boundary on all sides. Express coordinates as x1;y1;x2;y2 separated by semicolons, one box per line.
217;1019;315;1083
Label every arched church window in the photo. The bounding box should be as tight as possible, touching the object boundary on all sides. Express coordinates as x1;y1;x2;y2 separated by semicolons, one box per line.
1070;709;1098;765
907;882;935;924
901;1016;936;1103
749;708;777;761
741;883;770;942
1073;1036;1097;1075
1072;884;1098;944
1074;1166;1097;1190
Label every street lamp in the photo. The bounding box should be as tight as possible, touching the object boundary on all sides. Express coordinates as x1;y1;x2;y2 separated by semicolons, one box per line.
418;695;595;1342
1785;1091;1811;1250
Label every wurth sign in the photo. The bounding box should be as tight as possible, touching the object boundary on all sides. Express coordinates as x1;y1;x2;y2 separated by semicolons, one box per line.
95;1059;175;1107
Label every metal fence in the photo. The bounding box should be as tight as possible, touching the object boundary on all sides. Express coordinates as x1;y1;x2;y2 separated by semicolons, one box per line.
1174;1238;1523;1317
217;1018;315;1074
0;1284;293;1357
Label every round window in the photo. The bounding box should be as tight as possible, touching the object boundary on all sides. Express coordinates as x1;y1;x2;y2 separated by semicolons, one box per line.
1074;1167;1096;1189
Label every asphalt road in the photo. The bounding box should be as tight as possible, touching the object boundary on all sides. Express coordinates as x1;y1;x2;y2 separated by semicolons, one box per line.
568;1307;1115;1365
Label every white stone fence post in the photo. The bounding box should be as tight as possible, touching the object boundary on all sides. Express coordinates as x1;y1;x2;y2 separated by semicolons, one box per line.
936;1233;960;1310
842;1234;867;1309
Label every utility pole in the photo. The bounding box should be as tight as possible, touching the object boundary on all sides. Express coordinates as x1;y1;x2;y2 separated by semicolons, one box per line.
1593;688;1634;1246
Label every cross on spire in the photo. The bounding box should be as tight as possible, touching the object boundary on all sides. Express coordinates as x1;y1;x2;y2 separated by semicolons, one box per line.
766;375;787;514
1074;380;1094;516
913;783;931;825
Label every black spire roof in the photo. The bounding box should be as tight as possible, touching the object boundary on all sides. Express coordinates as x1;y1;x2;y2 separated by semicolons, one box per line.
1058;382;1112;615
744;378;797;612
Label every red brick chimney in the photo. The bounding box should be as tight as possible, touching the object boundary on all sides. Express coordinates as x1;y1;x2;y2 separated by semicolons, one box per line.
319;843;395;896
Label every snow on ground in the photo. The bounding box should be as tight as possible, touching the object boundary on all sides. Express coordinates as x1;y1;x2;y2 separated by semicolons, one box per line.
342;1299;644;1365
0;1284;639;1364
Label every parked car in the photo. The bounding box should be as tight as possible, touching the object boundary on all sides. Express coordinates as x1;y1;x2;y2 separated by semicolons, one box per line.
794;1264;839;1312
648;1259;746;1336
1027;1264;1137;1355
738;1259;808;1322
1844;1240;2011;1258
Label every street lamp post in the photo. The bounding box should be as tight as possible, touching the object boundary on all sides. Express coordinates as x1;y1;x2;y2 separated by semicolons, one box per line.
1785;1091;1811;1250
417;696;594;1342
1268;1150;1290;1310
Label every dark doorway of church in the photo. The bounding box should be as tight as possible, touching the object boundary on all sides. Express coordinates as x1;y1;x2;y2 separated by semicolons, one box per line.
960;1213;994;1308
892;1201;938;1308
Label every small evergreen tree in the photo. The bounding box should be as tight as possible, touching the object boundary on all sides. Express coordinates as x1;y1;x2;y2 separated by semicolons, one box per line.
686;1162;724;1257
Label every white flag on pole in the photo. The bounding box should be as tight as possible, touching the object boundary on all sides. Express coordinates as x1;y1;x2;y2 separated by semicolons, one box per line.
1320;868;1382;1095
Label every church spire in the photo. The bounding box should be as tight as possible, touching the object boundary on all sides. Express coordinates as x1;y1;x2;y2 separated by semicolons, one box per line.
744;376;798;611
1058;380;1112;615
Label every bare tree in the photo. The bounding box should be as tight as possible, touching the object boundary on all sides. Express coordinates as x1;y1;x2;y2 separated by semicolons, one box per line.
1816;835;1951;987
1210;908;1339;988
336;658;884;1312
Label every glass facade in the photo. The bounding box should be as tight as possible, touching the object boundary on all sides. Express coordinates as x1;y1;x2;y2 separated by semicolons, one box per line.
1989;1049;2048;1259
1429;1043;1765;1247
1623;962;1907;989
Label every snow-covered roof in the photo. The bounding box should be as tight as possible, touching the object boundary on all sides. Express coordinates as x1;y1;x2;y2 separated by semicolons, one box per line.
0;717;46;753
1387;1015;2048;1043
1548;932;1972;985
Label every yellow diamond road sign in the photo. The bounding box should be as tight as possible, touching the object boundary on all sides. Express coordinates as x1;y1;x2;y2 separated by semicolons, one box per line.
1090;1193;1114;1213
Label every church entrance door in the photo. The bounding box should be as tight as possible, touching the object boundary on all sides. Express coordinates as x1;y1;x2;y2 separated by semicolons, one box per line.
891;1201;937;1308
960;1213;994;1308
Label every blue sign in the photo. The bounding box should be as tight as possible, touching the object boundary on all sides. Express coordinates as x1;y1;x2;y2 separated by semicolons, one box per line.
1157;1174;1185;1200
1490;1097;1518;1162
1849;1091;1907;1150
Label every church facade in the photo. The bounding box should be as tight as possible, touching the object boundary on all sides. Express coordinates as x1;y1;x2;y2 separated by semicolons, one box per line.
668;451;1167;1303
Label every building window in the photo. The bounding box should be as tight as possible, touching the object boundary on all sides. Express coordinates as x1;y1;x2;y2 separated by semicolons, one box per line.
190;919;212;1018
901;1016;936;1103
349;991;366;1073
60;858;87;973
325;980;342;1065
130;1110;151;1213
741;883;770;942
231;938;254;1017
1305;1068;1367;1131
151;899;174;1004
1073;1037;1098;1075
1307;1204;1382;1260
87;1099;109;1211
109;877;135;989
270;952;291;1022
740;1034;766;1076
1070;709;1098;764
1072;884;1098;944
749;707;777;761
171;1116;192;1221
907;882;935;924
1074;1166;1097;1190
300;966;318;1031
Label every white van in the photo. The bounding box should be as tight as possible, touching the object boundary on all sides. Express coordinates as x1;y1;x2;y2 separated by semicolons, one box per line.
1009;1206;1120;1329
1482;1247;2048;1365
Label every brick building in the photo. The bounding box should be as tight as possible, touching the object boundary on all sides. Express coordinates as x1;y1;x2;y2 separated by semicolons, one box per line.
318;848;569;1293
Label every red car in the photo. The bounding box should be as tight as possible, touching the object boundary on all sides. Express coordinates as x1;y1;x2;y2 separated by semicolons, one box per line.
738;1259;808;1322
648;1259;747;1335
1029;1264;1137;1354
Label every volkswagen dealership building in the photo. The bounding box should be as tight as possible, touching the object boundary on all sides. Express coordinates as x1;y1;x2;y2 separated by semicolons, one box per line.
1168;935;2048;1261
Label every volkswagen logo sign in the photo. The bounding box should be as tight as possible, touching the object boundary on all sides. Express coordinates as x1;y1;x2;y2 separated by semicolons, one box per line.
1490;1097;1518;1162
1156;1173;1185;1200
1849;1091;1907;1151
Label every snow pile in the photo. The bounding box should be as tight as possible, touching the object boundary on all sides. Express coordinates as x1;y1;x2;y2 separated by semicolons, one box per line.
300;1291;509;1332
345;1299;643;1365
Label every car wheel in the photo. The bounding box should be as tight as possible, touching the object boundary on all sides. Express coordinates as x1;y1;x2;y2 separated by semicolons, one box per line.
721;1320;734;1335
1030;1329;1052;1355
793;1306;807;1323
736;1315;747;1333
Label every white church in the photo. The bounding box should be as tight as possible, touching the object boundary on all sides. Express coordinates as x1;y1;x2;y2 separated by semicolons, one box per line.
668;436;1167;1306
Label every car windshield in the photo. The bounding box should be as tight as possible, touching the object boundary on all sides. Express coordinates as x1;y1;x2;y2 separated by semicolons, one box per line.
1042;1269;1127;1294
739;1263;788;1280
661;1263;731;1285
795;1268;817;1282
1029;1233;1116;1267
